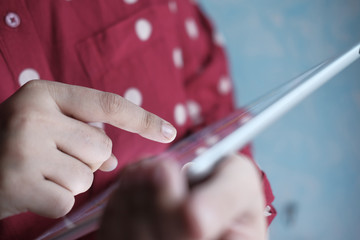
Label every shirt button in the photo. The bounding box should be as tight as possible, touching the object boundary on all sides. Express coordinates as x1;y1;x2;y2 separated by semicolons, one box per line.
264;205;272;217
5;12;21;28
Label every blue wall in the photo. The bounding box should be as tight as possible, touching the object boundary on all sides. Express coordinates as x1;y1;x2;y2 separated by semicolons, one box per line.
199;0;360;239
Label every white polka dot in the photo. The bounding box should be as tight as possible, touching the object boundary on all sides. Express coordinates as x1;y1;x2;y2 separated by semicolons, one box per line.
195;147;207;155
185;18;199;39
213;31;226;46
64;217;75;229
218;76;232;95
187;100;202;124
205;135;219;146
124;87;143;106
173;48;183;68
135;19;152;41
168;1;177;13
88;122;105;130
174;103;187;126
18;68;40;86
124;0;137;4
5;12;21;28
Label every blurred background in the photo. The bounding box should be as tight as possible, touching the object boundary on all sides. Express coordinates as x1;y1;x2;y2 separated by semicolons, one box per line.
198;0;360;239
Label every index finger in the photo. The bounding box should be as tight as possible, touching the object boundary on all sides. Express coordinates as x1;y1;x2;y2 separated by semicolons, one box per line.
44;81;177;143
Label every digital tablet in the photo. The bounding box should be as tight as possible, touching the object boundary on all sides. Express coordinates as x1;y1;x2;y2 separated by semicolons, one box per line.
36;42;360;240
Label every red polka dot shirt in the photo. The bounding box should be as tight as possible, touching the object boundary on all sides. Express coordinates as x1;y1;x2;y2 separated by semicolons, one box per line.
0;0;276;239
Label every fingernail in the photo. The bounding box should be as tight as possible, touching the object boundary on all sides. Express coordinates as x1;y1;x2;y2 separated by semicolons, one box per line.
161;122;177;141
108;154;119;171
100;154;118;172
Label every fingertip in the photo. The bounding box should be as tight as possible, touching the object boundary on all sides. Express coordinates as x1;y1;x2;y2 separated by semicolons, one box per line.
99;154;118;172
160;122;177;143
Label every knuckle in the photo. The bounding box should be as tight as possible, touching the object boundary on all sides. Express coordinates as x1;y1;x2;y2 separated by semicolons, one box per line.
49;194;74;218
100;134;113;160
99;92;125;116
4;105;46;136
89;130;112;166
139;111;155;133
1;119;40;165
21;80;51;97
76;169;94;194
11;108;39;130
21;79;43;90
2;105;29;130
71;165;94;195
1;83;50;133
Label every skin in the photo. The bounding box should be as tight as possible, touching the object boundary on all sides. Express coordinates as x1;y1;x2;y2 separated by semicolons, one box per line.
0;80;176;219
99;154;267;240
0;80;266;239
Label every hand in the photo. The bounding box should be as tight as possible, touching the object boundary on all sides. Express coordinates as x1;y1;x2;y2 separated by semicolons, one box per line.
0;80;177;219
99;154;267;240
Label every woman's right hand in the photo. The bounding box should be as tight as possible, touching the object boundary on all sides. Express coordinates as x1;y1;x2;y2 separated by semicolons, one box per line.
0;80;177;219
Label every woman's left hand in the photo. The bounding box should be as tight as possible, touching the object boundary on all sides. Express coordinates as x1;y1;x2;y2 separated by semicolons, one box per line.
99;154;267;240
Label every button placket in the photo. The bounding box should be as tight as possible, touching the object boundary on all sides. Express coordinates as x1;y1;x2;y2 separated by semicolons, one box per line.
0;4;55;87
